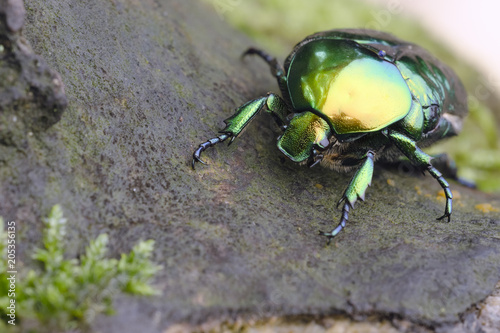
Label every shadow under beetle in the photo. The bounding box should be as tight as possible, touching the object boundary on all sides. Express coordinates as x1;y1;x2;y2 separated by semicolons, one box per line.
192;29;469;243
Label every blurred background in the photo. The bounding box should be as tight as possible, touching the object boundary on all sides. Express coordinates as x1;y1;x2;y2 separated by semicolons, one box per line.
202;0;500;192
366;0;500;96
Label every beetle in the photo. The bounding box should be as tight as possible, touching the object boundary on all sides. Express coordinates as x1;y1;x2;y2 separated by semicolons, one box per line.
192;29;468;242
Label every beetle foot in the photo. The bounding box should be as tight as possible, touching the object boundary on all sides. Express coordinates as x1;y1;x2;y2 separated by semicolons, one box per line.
426;165;453;223
318;225;344;245
192;150;208;168
318;231;333;245
437;212;451;222
192;133;231;169
319;202;350;244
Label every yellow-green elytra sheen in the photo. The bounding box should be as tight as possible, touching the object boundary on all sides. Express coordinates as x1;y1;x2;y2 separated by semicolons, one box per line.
294;48;412;134
192;29;469;243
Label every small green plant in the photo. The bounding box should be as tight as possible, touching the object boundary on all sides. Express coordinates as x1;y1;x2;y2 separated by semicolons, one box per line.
0;205;162;332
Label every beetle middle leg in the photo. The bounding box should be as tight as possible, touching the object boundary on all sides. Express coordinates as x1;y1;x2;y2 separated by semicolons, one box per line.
319;151;375;243
192;93;291;169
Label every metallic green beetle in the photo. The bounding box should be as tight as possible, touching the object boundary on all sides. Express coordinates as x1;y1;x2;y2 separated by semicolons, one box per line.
192;29;468;242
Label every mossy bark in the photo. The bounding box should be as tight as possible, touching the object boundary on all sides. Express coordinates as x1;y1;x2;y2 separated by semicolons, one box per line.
1;0;499;332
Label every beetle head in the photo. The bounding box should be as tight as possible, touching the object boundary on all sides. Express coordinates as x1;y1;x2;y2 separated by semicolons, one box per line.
277;111;331;164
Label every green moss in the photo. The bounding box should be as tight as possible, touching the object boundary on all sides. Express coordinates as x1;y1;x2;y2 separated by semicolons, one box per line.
0;206;162;332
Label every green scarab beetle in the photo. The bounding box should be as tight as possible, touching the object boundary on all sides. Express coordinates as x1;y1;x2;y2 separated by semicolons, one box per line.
192;29;468;242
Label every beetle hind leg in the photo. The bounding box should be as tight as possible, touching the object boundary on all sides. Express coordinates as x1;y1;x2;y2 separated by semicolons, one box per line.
431;153;476;189
386;129;454;221
319;151;375;243
242;47;284;78
242;47;288;99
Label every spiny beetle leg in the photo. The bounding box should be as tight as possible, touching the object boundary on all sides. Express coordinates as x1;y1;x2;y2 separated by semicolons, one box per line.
192;134;231;169
386;130;453;221
319;151;375;243
427;165;452;222
192;94;291;170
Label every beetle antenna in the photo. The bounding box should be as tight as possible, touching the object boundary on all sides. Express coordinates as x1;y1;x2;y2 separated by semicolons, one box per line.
308;149;324;168
308;155;323;168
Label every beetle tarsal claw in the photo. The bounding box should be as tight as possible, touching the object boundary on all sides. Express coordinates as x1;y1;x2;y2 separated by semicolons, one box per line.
192;154;208;169
191;134;231;169
436;213;451;222
192;147;209;169
318;230;334;245
320;201;350;244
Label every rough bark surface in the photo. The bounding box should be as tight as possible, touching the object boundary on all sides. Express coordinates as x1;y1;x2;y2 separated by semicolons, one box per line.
1;0;499;332
0;0;66;146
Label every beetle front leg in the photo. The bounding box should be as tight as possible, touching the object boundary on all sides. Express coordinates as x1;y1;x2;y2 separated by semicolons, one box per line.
319;151;375;243
386;129;453;221
192;93;290;169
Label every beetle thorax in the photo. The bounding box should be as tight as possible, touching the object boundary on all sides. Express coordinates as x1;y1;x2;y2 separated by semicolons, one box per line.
301;58;412;134
287;39;413;136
